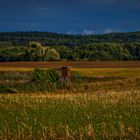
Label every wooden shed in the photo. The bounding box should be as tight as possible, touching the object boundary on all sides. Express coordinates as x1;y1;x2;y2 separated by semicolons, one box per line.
61;66;71;77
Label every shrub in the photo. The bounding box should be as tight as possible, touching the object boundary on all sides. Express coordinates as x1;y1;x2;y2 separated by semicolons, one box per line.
32;69;47;82
31;68;59;83
46;69;59;83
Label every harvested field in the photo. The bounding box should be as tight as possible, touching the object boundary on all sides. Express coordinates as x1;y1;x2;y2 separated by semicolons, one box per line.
0;61;140;68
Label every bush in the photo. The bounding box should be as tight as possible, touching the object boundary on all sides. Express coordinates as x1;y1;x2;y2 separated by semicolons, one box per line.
46;69;60;83
32;69;47;82
31;68;59;83
13;68;61;92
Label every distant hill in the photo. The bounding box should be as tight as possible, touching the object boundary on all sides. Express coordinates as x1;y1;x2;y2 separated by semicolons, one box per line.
0;31;140;46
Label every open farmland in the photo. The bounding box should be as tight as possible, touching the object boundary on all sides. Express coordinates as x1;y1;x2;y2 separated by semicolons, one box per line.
0;61;140;139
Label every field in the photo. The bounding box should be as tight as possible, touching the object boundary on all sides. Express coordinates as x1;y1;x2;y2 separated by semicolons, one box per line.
0;91;140;139
0;61;140;68
0;61;140;139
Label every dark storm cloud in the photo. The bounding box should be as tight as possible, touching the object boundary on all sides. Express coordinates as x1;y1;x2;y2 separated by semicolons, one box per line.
0;0;140;33
1;0;140;10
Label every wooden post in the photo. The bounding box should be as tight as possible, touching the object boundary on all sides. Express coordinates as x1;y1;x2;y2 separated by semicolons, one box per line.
60;66;71;84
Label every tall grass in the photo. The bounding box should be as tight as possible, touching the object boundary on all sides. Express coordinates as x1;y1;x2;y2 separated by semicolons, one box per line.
0;91;140;139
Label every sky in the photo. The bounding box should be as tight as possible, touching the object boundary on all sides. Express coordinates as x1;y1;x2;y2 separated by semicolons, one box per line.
0;0;140;34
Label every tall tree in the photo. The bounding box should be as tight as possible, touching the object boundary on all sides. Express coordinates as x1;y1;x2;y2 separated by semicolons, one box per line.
24;42;60;61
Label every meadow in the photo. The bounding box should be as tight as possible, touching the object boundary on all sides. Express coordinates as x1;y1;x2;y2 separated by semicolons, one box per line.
0;91;140;139
0;62;140;139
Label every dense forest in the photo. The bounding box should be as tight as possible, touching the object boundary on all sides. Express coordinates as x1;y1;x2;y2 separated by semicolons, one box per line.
0;31;140;61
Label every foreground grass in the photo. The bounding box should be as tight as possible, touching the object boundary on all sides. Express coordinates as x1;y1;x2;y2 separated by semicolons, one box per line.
0;91;140;139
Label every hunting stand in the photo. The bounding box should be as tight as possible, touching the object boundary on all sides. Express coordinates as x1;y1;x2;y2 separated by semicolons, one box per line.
60;66;71;85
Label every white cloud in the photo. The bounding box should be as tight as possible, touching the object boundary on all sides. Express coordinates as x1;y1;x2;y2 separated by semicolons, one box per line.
104;28;113;33
66;30;76;34
82;29;95;35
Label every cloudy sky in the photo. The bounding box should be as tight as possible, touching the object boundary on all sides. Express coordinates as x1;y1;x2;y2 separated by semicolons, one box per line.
0;0;140;34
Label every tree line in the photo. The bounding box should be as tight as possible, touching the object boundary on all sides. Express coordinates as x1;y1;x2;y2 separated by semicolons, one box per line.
0;31;140;61
0;31;140;46
0;42;140;61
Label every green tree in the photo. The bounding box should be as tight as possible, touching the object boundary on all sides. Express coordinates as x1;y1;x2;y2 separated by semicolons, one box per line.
24;42;60;61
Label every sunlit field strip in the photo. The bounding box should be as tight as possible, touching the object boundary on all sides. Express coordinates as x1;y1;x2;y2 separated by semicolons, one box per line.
0;67;34;72
1;67;140;77
72;68;140;77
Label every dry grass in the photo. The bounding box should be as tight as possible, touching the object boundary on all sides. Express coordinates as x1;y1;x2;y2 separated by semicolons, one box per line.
0;91;140;139
0;67;33;72
73;68;140;77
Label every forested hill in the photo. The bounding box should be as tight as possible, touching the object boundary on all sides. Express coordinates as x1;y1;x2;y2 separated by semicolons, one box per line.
0;31;140;61
0;31;140;46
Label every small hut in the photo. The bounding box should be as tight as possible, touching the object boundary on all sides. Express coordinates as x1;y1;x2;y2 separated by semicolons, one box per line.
60;66;71;84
